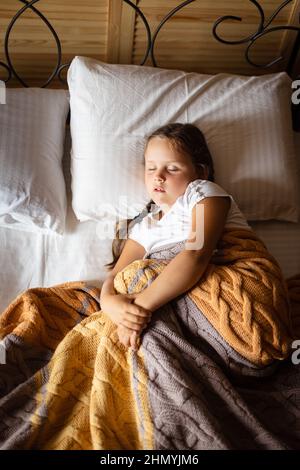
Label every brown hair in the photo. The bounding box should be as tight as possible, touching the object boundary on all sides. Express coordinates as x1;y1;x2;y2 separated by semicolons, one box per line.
105;122;215;271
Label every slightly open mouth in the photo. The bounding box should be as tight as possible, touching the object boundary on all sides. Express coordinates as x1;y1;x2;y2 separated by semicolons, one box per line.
154;188;165;192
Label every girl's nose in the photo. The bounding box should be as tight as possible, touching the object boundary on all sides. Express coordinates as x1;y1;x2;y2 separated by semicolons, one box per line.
154;171;165;181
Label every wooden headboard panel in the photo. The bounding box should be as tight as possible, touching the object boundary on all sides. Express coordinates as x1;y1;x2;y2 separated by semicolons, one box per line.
0;0;299;88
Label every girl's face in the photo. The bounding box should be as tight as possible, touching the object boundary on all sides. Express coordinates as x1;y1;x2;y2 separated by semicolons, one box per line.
144;136;204;213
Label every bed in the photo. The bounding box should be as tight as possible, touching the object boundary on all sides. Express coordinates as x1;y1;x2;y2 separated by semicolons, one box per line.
0;127;300;313
1;0;300;451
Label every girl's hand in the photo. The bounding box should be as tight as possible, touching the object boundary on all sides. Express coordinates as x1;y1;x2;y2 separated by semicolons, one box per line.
101;293;152;331
117;325;140;351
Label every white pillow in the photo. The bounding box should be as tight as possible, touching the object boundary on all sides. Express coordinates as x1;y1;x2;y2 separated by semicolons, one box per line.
0;87;70;234
68;56;299;223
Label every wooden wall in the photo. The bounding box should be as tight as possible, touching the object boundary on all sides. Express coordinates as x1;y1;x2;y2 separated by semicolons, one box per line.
0;0;299;88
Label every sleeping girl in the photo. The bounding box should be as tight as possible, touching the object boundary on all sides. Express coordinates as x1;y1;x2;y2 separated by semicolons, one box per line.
100;122;267;352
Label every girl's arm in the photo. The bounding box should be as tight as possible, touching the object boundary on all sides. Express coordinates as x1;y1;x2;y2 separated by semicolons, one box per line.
133;197;231;312
100;239;152;330
100;272;117;308
100;238;146;310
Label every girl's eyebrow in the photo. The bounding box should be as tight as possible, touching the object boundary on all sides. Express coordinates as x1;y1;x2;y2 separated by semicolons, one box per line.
145;160;181;164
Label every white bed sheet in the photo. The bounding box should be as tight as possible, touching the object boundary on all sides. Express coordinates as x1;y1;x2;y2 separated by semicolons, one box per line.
0;128;299;313
0;128;113;312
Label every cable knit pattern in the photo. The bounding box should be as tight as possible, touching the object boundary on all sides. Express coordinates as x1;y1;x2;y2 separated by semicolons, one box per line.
115;228;292;366
0;228;299;449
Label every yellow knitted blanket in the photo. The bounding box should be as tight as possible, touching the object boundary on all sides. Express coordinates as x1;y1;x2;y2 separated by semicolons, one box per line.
0;228;299;450
116;228;293;366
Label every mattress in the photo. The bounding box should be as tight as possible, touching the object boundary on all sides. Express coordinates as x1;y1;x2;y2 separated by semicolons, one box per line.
0;128;299;313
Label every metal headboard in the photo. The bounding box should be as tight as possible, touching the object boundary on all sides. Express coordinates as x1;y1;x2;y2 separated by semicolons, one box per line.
1;0;300;128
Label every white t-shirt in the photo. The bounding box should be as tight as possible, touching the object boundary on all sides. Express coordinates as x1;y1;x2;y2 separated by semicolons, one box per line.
128;179;251;255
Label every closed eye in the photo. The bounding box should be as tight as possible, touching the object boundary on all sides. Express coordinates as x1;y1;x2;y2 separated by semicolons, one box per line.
145;167;179;172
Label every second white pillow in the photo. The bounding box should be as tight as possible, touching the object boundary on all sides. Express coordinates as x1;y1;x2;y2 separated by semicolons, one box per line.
0;87;70;234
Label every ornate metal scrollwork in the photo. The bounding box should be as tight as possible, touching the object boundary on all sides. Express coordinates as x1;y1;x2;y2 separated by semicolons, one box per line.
124;0;197;67
1;0;66;87
0;0;299;87
0;0;199;86
0;60;12;82
213;0;300;72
